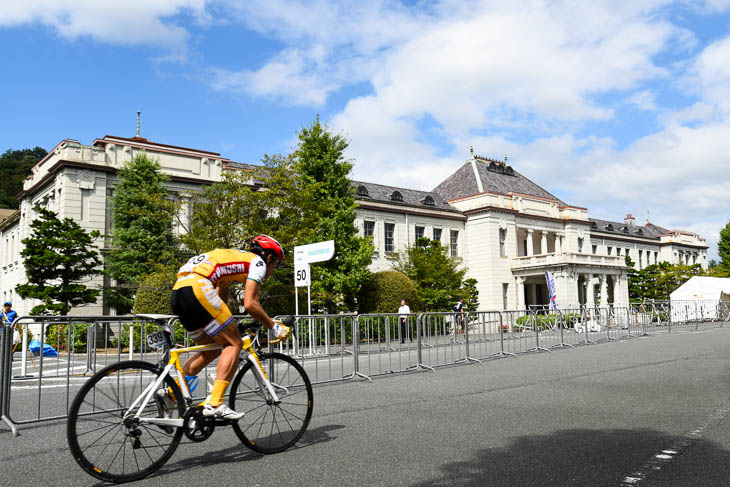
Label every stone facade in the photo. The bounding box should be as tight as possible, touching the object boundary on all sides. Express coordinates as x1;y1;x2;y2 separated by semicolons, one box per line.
0;136;708;315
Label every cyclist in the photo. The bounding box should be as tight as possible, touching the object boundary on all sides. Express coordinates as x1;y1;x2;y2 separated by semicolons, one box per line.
165;234;290;420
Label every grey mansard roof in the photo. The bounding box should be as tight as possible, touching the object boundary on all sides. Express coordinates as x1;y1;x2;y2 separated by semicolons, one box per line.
432;155;568;206
352;180;461;213
589;217;670;240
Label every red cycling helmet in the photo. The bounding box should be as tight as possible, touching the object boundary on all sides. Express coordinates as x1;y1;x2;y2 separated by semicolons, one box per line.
250;234;284;265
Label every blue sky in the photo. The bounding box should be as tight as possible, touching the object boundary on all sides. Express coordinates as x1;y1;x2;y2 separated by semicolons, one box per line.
1;1;730;259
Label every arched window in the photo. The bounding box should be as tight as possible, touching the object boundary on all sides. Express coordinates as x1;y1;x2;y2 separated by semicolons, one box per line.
605;224;614;231
505;166;515;176
421;196;435;206
621;226;629;233
636;229;643;235
389;191;403;202
356;185;369;197
590;221;597;229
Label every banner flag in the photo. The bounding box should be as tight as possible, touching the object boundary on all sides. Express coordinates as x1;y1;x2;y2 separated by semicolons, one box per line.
545;271;558;310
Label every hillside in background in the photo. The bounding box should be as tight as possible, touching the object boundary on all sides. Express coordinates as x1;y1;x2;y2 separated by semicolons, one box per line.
0;147;47;208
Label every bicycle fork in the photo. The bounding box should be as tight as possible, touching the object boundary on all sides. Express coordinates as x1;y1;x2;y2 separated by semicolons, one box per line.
242;342;285;404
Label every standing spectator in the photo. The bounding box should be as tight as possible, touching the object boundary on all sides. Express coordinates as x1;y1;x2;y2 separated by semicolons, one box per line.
1;301;18;349
452;298;465;339
398;299;411;343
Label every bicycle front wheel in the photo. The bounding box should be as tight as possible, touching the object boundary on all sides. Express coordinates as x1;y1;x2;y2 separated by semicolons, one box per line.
230;352;313;454
67;360;184;484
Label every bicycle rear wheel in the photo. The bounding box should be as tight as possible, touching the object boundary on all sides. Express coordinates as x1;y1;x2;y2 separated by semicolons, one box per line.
230;352;313;454
66;360;184;483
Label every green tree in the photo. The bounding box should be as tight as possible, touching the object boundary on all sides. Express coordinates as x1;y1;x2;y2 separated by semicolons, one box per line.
395;237;468;311
179;155;322;315
0;147;47;208
16;207;102;314
718;221;730;270
627;256;703;301
461;278;480;311
294;117;373;312
358;271;419;314
106;153;178;312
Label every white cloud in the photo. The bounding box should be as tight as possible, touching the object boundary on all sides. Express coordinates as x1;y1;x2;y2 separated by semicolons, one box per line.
0;0;209;57
626;90;658;111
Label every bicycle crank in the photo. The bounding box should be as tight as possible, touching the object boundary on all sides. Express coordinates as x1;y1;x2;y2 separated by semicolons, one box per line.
183;406;215;442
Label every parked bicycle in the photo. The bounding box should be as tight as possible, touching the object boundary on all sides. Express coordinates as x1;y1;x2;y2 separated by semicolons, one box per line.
66;315;313;484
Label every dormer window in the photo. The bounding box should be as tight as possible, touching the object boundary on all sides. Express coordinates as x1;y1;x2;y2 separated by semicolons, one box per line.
590;221;597;229
621;226;629;233
505;166;514;176
605;224;614;231
389;191;403;202
356;185;369;197
636;229;643;235
421;196;434;206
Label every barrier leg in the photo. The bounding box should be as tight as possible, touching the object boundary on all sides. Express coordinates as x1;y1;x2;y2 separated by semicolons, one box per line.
405;316;435;372
14;323;33;380
342;317;372;381
490;314;517;358
1;325;20;437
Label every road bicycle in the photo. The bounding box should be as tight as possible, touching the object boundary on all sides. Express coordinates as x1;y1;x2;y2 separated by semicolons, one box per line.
66;315;313;484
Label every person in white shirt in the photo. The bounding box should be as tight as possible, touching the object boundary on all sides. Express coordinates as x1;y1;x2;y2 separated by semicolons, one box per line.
398;299;411;344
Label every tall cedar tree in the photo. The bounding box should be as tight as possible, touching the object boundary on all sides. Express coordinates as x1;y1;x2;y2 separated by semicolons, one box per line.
294;118;373;312
106;153;177;312
0;147;47;208
396;237;470;311
16;207;102;314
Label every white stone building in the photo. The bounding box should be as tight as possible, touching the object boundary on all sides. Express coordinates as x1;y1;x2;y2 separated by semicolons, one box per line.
0;136;708;315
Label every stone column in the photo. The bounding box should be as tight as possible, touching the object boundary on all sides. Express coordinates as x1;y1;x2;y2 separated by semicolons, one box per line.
541;231;548;255
526;230;534;256
516;277;525;310
586;273;595;308
600;274;608;307
613;275;621;306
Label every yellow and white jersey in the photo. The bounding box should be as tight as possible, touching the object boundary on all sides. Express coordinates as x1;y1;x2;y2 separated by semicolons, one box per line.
176;249;267;288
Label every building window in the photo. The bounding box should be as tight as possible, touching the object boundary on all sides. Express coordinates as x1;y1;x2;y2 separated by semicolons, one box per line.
499;228;507;257
654;252;658;265
450;230;459;257
415;225;425;243
364;220;375;239
502;283;509;310
616;247;621;256
592;244;597;254
384;223;395;253
433;228;442;243
607;246;612;256
638;249;643;268
357;185;369;197
389;191;403;202
577;237;584;253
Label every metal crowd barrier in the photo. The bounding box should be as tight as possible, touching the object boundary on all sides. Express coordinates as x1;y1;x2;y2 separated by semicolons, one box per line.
2;301;729;437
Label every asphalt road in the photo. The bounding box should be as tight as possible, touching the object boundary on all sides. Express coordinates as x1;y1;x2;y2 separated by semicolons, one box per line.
1;327;729;486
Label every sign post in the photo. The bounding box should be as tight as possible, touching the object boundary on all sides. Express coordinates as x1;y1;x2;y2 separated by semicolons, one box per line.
294;240;335;356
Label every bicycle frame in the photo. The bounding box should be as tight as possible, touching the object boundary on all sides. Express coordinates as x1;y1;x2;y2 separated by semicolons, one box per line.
126;334;281;429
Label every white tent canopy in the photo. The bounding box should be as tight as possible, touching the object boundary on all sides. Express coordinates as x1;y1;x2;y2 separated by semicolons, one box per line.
670;276;730;321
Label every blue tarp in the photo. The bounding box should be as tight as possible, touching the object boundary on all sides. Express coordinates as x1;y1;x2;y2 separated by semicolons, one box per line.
29;340;58;357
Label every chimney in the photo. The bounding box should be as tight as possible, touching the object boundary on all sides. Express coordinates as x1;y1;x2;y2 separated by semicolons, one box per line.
624;213;635;227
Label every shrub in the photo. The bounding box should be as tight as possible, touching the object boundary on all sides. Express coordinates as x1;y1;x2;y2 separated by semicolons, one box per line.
357;271;419;314
45;323;90;353
132;268;177;316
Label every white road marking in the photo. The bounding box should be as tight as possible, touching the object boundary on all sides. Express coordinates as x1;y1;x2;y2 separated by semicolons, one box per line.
619;407;730;485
